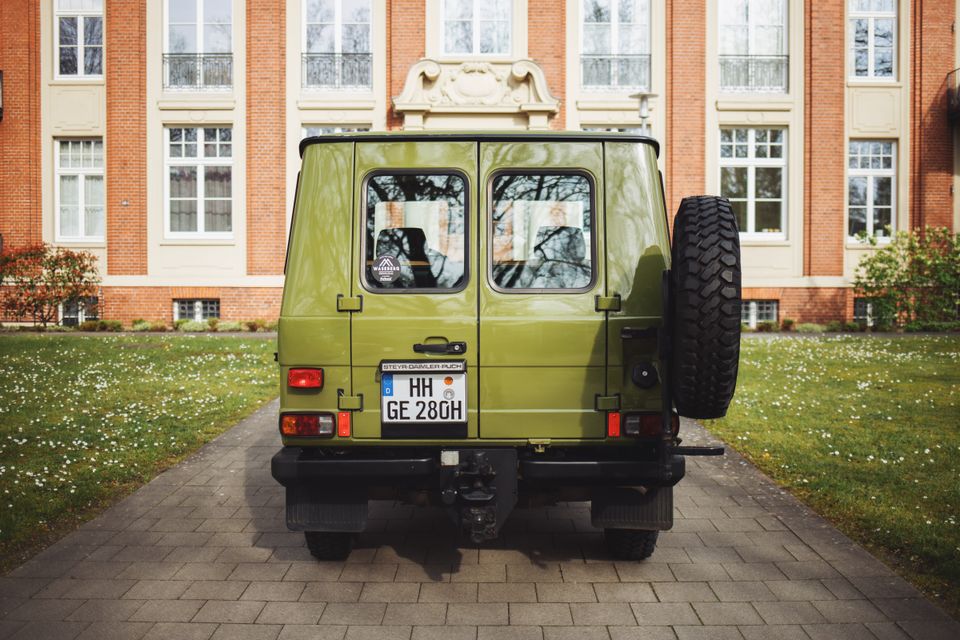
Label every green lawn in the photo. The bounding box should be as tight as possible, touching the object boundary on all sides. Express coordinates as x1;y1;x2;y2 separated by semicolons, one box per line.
707;335;960;614
0;335;277;569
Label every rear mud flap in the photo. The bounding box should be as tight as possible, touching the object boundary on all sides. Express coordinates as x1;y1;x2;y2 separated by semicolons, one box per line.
285;486;368;532
591;486;673;530
442;449;518;544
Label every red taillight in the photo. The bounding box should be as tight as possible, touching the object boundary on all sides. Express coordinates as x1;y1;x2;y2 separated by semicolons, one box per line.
288;368;323;389
623;413;680;438
607;412;621;438
280;414;334;437
337;412;351;437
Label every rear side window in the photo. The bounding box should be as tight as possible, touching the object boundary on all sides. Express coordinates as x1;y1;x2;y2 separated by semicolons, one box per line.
490;173;594;291
365;173;467;291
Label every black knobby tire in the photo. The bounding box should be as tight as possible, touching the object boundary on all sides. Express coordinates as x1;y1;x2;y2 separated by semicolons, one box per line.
604;529;659;560
305;531;354;560
670;196;742;419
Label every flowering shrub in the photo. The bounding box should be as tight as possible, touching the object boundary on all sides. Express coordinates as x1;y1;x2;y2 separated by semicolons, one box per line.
855;227;960;327
0;244;100;327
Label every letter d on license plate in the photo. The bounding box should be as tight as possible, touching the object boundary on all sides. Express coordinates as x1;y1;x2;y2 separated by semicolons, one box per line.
380;361;467;425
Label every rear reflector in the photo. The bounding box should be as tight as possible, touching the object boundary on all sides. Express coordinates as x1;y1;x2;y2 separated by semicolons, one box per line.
280;414;334;437
288;368;323;389
607;412;621;438
337;412;351;437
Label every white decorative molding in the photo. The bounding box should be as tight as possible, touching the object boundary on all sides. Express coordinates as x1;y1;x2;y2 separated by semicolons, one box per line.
394;59;559;130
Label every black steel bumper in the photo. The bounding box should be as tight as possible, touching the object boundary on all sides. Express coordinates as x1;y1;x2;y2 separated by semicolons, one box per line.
271;448;685;488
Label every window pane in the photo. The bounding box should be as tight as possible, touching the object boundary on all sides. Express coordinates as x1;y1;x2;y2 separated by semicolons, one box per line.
60;45;78;75
366;174;467;290
491;174;594;291
204;23;231;53
59;17;78;44
204;165;232;198
479;20;509;54
755;167;782;199
84;16;102;44
84;174;105;238
721;167;748;199
204;0;232;24
343;0;371;22
84;46;102;75
170;200;198;233
874;176;891;206
169;24;197;53
583;24;612;55
445;21;472;53
584;0;611;23
447;0;474;20
306;24;334;52
342;24;370;53
59;176;80;237
306;0;334;22
755;201;782;233
169;166;198;199
849;176;867;206
204;198;232;233
731;201;748;232
169;0;197;23
849;207;867;236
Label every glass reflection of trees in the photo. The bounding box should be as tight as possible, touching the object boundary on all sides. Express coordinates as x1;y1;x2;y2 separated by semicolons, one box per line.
366;174;466;290
491;174;593;290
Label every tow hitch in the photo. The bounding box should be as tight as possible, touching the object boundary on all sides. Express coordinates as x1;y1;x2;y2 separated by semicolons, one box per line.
441;449;518;544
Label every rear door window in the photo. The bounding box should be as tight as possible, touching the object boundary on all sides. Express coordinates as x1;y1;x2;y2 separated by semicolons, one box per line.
490;173;595;291
364;173;467;291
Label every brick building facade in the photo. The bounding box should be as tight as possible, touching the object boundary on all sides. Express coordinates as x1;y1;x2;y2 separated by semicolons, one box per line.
0;0;957;326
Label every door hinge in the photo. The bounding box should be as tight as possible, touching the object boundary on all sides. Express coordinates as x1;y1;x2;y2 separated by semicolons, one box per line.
594;394;621;411
337;294;363;312
595;294;621;312
337;390;364;411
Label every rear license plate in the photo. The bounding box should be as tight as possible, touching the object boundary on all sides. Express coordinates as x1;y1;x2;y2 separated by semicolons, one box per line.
380;361;467;424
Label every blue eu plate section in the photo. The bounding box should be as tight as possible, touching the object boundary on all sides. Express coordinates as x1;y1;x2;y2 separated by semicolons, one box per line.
382;374;394;396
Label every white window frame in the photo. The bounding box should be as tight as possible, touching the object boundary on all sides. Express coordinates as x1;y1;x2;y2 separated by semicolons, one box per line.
302;0;372;56
741;300;778;328
718;0;787;56
848;0;897;81
163;0;233;54
441;0;513;57
55;138;105;242
301;124;371;138
173;299;220;322
579;0;652;91
719;127;788;241
847;140;896;243
54;0;104;79
163;126;234;240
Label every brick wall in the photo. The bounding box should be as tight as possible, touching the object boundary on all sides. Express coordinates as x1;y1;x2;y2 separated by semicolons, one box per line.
803;0;845;276
101;287;282;325
247;0;287;274
665;0;706;216
743;287;849;325
528;0;565;129
910;0;956;231
105;0;148;274
387;0;426;130
104;0;147;275
0;0;41;249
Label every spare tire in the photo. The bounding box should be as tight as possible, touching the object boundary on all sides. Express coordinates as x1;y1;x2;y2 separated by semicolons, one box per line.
669;196;741;419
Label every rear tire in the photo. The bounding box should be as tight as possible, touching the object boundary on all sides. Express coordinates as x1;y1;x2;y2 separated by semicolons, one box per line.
670;196;742;419
604;529;659;560
304;531;354;560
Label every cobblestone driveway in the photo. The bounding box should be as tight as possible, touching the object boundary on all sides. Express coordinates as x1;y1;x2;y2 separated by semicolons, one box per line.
2;400;958;640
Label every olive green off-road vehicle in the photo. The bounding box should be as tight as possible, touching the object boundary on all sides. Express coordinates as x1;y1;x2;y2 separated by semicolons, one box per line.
272;132;740;561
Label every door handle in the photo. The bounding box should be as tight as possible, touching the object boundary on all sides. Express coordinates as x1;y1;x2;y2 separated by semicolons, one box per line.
413;341;467;355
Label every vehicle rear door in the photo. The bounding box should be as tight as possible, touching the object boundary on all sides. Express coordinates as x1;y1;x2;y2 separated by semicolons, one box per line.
478;141;608;440
350;140;479;439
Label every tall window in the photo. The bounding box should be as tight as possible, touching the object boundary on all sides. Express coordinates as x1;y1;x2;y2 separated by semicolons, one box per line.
718;0;787;92
581;0;650;90
165;127;233;237
164;0;233;89
848;141;895;241
56;0;103;78
720;127;786;238
302;125;370;137
443;0;512;56
303;0;372;89
56;139;105;241
849;0;896;80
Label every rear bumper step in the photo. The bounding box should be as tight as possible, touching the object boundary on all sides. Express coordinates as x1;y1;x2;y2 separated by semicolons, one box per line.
521;455;685;486
271;448;435;485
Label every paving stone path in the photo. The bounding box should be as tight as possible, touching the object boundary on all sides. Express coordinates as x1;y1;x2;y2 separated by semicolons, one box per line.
2;400;958;640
